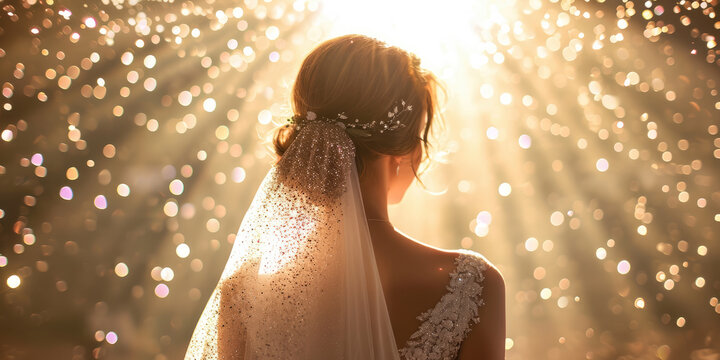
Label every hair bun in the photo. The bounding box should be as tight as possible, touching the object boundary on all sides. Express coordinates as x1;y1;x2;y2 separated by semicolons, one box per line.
272;124;297;157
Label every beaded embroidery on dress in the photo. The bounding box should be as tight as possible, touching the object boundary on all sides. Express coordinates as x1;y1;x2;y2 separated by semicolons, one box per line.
398;249;489;360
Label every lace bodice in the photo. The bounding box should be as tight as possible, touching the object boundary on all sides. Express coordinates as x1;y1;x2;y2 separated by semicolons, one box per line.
397;249;489;360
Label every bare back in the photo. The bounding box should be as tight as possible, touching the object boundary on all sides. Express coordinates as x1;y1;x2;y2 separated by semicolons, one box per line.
367;221;506;360
368;222;473;347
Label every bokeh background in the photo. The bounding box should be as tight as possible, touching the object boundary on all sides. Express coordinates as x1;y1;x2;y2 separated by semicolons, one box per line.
1;0;719;359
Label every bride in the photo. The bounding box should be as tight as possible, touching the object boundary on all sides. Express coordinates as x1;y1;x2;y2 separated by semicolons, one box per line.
185;34;506;360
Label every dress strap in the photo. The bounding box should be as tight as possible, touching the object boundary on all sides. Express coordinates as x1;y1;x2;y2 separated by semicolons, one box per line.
398;249;488;360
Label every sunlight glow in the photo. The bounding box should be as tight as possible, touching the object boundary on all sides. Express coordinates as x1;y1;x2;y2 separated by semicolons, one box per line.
320;0;513;74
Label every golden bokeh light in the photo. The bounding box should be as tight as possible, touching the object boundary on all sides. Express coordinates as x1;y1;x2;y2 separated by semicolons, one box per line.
0;0;718;358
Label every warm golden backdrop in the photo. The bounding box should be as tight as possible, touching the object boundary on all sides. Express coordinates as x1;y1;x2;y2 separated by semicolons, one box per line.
0;0;719;359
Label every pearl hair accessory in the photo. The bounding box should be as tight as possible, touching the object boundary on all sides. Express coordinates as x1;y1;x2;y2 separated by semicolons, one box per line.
286;99;413;137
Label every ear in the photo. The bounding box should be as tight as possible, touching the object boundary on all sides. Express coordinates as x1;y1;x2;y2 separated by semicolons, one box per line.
389;155;403;167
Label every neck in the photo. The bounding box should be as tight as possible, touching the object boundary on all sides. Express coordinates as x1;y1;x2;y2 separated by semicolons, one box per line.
358;157;392;223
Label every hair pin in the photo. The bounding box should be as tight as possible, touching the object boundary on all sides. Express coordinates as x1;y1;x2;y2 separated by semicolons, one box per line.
285;99;413;136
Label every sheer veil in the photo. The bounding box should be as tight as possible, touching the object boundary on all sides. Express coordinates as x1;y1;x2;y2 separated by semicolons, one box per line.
185;119;401;359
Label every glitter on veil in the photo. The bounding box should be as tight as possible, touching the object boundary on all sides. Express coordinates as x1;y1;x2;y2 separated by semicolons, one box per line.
184;119;401;359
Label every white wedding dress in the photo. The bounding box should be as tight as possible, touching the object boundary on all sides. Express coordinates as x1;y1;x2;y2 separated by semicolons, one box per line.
184;120;490;360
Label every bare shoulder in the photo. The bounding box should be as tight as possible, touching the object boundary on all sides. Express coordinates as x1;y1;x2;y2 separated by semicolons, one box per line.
380;227;504;300
455;250;506;360
413;246;506;359
384;228;462;275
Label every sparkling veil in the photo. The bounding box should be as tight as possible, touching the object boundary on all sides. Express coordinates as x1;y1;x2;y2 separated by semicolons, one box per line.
184;120;401;359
